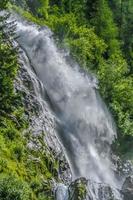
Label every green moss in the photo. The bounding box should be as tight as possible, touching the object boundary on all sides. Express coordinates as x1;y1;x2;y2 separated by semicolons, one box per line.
68;179;87;200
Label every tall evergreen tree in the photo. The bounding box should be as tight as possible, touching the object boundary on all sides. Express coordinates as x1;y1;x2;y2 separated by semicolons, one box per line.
109;0;133;72
86;0;119;56
50;0;86;20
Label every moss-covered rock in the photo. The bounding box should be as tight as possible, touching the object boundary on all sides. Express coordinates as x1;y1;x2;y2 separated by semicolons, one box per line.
68;178;88;200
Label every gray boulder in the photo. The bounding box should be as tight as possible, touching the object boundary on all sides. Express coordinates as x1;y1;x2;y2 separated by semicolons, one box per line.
122;176;133;200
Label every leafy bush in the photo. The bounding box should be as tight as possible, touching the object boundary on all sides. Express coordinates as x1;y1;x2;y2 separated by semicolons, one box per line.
0;159;7;173
0;175;31;200
12;144;24;161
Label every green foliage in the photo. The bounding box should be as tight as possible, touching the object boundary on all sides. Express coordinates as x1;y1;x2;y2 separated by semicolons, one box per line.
68;179;87;200
0;175;31;200
9;0;133;159
0;2;55;199
109;0;133;73
25;0;49;19
0;12;20;113
37;0;49;19
87;0;120;56
50;0;86;20
98;54;133;138
66;25;106;68
0;118;55;199
0;0;8;10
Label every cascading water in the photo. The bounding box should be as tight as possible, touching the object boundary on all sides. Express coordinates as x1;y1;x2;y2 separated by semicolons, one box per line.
10;15;124;199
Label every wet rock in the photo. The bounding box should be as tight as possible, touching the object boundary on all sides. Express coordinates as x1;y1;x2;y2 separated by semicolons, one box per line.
57;153;72;184
15;47;72;185
55;183;68;200
97;184;121;200
122;176;133;200
68;178;88;200
86;179;122;200
111;154;133;182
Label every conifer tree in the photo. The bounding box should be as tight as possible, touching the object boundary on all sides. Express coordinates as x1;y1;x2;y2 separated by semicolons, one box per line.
86;0;119;56
38;0;49;19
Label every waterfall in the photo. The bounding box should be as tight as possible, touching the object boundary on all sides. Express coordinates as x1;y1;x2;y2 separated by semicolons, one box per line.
11;15;123;199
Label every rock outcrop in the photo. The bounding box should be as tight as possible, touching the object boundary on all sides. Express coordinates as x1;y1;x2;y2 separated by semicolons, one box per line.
68;178;88;200
122;176;133;200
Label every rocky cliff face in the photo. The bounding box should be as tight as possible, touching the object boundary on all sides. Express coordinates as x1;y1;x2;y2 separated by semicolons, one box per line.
15;47;72;194
122;176;133;200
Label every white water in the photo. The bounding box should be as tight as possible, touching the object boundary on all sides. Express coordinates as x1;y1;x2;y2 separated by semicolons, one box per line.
11;16;123;199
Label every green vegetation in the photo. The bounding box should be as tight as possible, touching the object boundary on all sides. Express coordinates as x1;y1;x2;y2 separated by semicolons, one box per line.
68;178;87;200
10;0;133;159
0;175;30;200
0;1;58;199
0;0;133;198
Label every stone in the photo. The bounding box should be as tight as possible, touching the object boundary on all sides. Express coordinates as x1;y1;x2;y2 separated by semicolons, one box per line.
122;176;133;200
68;177;88;200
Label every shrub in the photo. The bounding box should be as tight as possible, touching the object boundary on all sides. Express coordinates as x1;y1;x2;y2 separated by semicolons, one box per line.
0;175;31;200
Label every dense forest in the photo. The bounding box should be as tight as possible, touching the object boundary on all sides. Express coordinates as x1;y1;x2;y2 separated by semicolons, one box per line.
0;0;133;200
